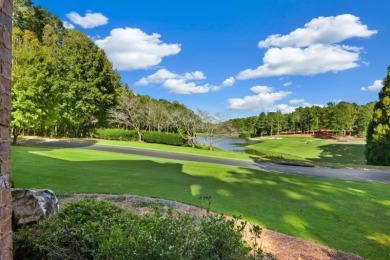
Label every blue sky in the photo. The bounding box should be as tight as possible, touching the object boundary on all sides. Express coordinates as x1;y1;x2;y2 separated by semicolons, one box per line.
33;0;390;118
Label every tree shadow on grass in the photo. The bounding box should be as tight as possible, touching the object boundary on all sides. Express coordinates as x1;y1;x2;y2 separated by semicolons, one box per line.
308;143;366;165
16;137;98;148
189;167;389;259
11;145;390;259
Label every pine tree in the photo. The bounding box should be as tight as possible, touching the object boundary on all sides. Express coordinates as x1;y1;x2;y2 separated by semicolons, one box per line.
365;66;390;165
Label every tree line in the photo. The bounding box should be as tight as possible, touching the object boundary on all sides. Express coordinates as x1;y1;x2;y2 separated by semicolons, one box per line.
227;101;375;138
11;0;227;147
107;90;226;147
11;1;390;165
11;1;194;144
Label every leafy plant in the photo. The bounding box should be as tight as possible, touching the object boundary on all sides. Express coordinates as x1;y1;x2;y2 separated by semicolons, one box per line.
142;131;186;146
14;198;272;259
199;195;212;214
94;128;139;141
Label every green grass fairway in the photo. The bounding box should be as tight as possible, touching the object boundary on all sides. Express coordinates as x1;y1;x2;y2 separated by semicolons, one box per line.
11;145;390;258
96;139;256;161
247;136;368;167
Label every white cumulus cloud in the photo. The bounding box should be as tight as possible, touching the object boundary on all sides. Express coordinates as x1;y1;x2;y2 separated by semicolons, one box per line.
136;69;218;94
238;44;360;79
361;79;383;91
163;79;212;94
251;86;273;93
66;11;108;29
63;21;75;29
273;104;296;114
283;81;292;87
222;77;235;87
228;86;291;111
136;69;203;85
237;14;377;80
288;99;324;108
289;99;306;105
95;28;181;71
259;14;377;48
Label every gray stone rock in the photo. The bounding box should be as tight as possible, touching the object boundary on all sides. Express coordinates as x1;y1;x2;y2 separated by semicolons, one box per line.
11;188;59;228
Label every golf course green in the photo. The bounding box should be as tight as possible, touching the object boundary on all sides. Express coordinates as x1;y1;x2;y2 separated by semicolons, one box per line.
11;139;390;259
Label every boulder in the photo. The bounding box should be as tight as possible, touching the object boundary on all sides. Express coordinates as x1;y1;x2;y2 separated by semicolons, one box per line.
11;188;59;228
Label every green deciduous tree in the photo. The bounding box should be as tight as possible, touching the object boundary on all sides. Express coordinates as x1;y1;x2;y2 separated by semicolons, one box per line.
12;27;58;143
335;101;358;135
355;102;375;137
365;67;390;165
57;30;121;137
14;0;65;42
255;112;267;136
12;2;121;139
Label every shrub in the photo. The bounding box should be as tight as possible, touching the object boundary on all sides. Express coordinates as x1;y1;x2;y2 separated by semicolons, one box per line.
13;198;270;259
239;131;251;139
94;128;138;141
13;198;127;259
143;131;186;146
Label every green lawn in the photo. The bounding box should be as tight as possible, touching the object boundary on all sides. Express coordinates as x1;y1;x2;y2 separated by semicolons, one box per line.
247;136;370;167
96;139;256;161
11;145;390;259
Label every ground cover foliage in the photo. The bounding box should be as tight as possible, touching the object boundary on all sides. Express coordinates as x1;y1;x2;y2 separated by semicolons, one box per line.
13;198;272;260
11;146;390;259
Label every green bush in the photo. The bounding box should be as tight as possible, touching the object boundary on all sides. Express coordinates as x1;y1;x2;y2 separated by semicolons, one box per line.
239;131;251;139
13;198;269;260
143;131;186;146
94;128;138;141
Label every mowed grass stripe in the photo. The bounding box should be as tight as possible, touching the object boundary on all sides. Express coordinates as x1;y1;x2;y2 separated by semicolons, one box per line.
11;146;390;259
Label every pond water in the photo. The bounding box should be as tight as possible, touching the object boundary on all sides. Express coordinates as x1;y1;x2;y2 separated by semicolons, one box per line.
195;136;258;152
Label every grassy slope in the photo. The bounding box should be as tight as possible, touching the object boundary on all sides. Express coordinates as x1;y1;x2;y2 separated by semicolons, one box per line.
247;136;370;167
12;145;390;259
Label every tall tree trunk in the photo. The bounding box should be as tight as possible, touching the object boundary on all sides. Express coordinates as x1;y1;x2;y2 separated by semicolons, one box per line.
12;128;19;145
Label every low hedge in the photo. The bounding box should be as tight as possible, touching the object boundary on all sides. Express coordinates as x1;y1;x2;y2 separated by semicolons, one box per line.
239;132;251;139
94;128;138;141
13;198;270;259
143;131;186;146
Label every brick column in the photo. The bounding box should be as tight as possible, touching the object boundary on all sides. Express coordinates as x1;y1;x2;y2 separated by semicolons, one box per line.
0;0;13;259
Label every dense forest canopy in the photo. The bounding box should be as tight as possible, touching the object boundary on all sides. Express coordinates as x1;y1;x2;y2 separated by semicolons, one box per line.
227;101;376;138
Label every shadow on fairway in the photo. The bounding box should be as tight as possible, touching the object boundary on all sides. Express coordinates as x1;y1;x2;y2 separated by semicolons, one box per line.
16;138;98;148
187;166;389;259
309;143;366;165
11;145;389;259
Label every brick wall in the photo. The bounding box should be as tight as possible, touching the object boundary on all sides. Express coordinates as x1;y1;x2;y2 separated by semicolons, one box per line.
0;0;12;259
